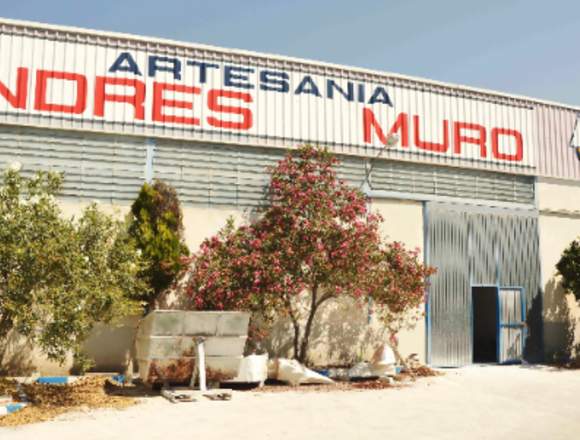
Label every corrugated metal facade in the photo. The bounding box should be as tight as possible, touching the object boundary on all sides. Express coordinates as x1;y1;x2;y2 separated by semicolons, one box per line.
369;161;534;205
0;18;578;181
0;125;146;201
535;105;580;181
0;125;535;207
154;141;369;207
426;203;542;366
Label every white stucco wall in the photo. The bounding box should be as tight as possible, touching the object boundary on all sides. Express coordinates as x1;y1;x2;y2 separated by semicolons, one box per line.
7;197;428;373
538;179;580;363
60;201;246;253
181;206;247;252
373;198;426;364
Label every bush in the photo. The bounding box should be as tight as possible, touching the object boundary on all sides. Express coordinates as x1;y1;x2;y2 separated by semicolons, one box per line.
556;238;580;301
181;146;435;363
0;166;148;363
129;180;189;307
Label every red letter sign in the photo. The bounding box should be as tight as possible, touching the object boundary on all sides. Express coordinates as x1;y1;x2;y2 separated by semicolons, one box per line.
153;82;201;125
207;90;253;130
414;116;449;153
94;76;145;120
362;108;409;147
34;70;87;114
491;128;523;162
454;122;487;158
0;67;28;110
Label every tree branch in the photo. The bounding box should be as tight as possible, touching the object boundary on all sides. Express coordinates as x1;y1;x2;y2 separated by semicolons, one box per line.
283;295;301;359
315;291;336;308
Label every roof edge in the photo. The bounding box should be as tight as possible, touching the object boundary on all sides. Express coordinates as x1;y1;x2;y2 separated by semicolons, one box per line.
1;16;579;112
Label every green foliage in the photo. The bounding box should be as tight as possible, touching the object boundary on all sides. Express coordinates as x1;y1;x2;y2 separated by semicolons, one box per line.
129;180;189;306
71;351;96;375
556;238;580;301
0;166;148;363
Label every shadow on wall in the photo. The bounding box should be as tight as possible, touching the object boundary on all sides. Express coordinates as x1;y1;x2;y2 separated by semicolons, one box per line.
543;277;580;363
0;331;36;376
81;316;140;373
262;294;390;366
525;291;545;363
0;318;140;376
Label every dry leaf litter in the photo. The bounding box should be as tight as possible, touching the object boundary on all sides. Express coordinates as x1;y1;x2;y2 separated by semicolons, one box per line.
0;376;137;427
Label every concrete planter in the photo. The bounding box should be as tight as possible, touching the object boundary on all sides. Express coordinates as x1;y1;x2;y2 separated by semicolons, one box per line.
135;310;250;385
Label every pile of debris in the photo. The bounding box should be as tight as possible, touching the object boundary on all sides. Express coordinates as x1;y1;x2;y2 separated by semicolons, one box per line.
0;377;18;397
0;345;442;425
0;376;137;427
254;345;441;392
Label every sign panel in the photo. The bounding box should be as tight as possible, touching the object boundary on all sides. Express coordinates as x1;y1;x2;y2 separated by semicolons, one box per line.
0;31;536;170
571;113;580;162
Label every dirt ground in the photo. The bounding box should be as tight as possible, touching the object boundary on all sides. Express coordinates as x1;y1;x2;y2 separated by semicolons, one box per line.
1;365;579;440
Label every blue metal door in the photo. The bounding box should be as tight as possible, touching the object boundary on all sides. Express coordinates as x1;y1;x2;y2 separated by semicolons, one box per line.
497;287;526;364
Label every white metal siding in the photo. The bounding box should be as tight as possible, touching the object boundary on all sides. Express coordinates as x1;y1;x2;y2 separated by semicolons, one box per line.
0;125;146;202
369;161;535;205
153;140;367;207
0;126;535;207
0;18;576;180
536;105;580;181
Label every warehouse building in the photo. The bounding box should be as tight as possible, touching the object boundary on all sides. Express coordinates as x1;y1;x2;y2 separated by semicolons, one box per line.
0;18;579;371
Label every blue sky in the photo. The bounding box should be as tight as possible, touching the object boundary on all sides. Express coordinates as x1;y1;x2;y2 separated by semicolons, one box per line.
3;0;580;105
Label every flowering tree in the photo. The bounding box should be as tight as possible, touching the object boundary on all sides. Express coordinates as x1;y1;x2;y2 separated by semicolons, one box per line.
365;241;435;366
183;146;435;364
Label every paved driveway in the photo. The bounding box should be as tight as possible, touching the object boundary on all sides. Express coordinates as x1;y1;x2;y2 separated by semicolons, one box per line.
2;365;579;440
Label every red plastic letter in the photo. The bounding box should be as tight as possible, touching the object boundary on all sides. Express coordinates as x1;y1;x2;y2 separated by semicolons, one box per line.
453;122;487;158
414;115;449;153
153;82;201;125
491;128;523;162
34;70;87;114
0;67;28;109
207;89;253;130
362;108;409;147
363;107;386;144
94;76;145;120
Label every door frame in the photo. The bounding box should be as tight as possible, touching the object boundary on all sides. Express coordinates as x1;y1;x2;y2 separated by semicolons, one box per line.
470;284;526;364
497;286;527;364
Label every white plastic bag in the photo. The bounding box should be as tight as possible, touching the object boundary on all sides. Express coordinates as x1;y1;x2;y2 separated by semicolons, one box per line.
269;359;334;386
231;354;269;383
370;343;397;376
348;362;375;379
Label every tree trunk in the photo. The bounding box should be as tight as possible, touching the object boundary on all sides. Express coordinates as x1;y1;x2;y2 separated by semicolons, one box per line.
290;316;300;360
0;313;13;340
387;329;416;381
297;286;318;364
294;287;337;365
286;286;336;365
285;298;301;360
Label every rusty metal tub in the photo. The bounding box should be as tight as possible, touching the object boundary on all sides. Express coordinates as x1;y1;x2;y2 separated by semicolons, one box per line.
135;310;250;385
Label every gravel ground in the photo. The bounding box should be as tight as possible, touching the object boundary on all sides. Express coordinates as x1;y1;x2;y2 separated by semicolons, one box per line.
1;365;579;440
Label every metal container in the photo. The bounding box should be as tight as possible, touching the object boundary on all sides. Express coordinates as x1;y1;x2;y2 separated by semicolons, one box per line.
135;310;250;385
